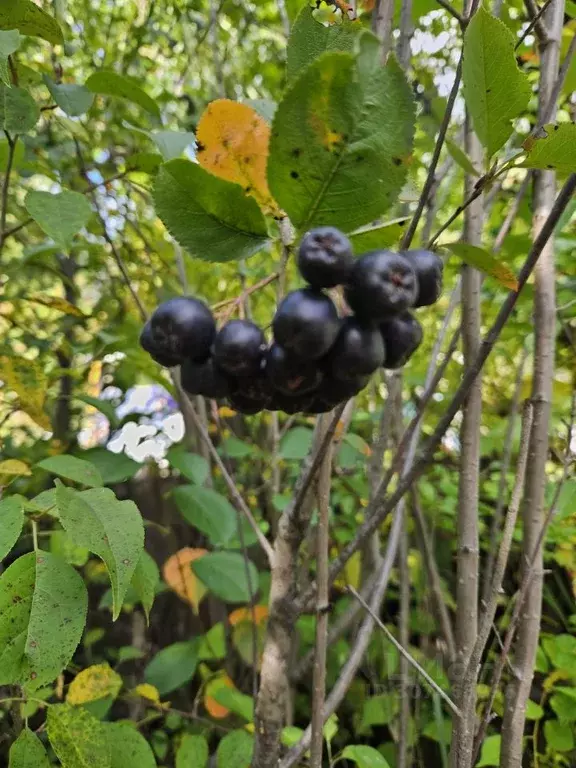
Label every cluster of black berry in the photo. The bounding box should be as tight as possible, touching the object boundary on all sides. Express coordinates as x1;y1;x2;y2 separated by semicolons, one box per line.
139;227;443;415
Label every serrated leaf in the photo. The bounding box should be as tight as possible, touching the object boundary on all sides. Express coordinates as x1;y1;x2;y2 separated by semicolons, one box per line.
8;728;50;768
144;640;199;695
47;704;109;768
191;551;258;603
0;355;50;429
23;293;86;317
82;448;140;484
172;485;237;545
176;734;208;768
131;551;159;623
106;723;157;768
197;99;281;216
85;70;159;117
55;485;144;620
0;459;31;476
67;663;122;705
162;547;208;612
349;217;409;252
0;30;20;87
268;48;415;233
0;552;88;689
342;745;391;767
166;445;209;484
26;190;92;248
216;730;253;768
0;1;63;45
444;242;518;290
0;495;24;561
37;455;103;487
0;84;39;133
445;137;480;176
154;160;269;263
287;6;359;82
462;6;531;157
521;123;576;174
43;76;94;116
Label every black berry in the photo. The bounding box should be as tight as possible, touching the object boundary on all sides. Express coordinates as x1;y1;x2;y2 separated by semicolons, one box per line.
344;251;417;322
139;321;181;367
213;320;266;376
228;391;265;415
403;250;443;307
270;391;315;414
266;343;324;396
181;357;231;399
231;372;272;405
306;375;369;413
298;226;354;288
150;297;215;362
326;317;385;379
380;312;423;369
273;288;340;360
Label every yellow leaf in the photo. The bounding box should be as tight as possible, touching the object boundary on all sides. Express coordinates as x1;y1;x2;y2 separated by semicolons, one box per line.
134;683;160;704
0;459;32;477
0;355;51;430
229;605;268;626
163;547;208;613
23;294;86;318
197;99;282;217
66;663;122;705
218;406;236;419
334;550;361;590
204;674;234;719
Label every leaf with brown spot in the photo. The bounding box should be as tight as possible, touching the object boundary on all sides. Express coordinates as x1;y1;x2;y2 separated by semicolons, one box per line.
196;99;282;217
444;242;519;291
0;355;51;430
163;547;208;614
66;663;122;705
521;123;576;175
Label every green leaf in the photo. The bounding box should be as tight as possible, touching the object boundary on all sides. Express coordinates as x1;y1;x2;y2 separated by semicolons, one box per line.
216;730;253;768
349;217;410;252
44;76;94;116
55;485;144;620
47;704;109;768
281;726;305;748
8;728;50;768
144;641;199;695
462;6;531;157
476;734;501;766
105;723;157;768
361;694;397;728
542;634;576;673
268;48;415;233
37;454;103;487
0;496;24;561
445;137;480;177
85;70;159;117
280;427;314;460
81;448;141;485
191;552;258;603
543;719;574;752
525;698;545;720
176;734;209;768
444;242;518;290
323;713;339;743
245;99;276;123
198;622;226;660
550;687;576;721
172;485;237;545
0;552;88;689
0;30;20;87
287;6;359;82
50;529;90;567
341;744;391;767
131;551;159;623
212;686;254;721
220;436;253;459
151;130;195;160
26;191;92;249
166;445;209;484
521;123;576;174
0;84;39;133
154;160;269;263
0;1;64;46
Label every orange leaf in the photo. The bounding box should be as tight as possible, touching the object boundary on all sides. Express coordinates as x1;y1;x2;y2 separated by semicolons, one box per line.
229;605;269;626
162;547;207;613
196;99;282;217
204;674;234;719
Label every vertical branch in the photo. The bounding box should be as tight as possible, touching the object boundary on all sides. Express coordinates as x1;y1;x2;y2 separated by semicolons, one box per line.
309;414;335;768
372;0;395;61
0;132;17;257
397;0;413;70
450;0;483;760
209;0;225;98
500;2;565;765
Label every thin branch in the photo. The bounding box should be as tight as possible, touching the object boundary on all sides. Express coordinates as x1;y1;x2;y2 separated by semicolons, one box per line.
516;0;554;49
347;586;462;717
492;175;532;253
435;0;466;25
0;132;18;256
309;415;335;768
397;488;411;768
1;217;32;241
537;31;576;130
